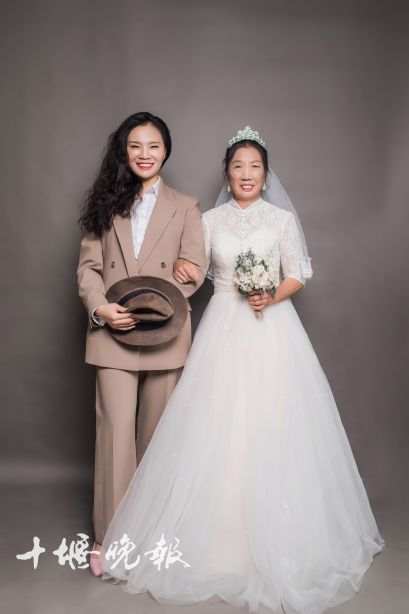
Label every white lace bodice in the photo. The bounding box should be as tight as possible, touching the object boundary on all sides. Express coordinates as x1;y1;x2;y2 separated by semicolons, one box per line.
202;198;308;292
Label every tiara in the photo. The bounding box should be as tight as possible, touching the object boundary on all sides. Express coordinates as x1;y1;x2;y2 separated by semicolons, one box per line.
227;125;266;148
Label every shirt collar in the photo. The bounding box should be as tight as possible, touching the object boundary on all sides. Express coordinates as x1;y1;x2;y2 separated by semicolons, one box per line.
144;176;161;196
133;177;161;209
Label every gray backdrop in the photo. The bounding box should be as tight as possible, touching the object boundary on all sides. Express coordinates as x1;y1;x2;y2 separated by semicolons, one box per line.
1;1;408;611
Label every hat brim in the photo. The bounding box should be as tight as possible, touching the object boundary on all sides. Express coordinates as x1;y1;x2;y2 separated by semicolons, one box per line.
105;276;188;347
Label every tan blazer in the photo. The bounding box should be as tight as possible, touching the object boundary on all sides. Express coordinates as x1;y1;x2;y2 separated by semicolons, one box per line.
77;180;207;371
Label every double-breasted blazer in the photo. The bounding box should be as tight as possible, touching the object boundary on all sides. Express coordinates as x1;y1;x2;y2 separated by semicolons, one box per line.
77;180;207;371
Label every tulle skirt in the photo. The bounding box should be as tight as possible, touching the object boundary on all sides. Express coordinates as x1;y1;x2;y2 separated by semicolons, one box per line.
100;288;384;614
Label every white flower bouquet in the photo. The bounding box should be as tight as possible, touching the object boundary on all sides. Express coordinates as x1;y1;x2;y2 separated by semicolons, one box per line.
233;249;279;319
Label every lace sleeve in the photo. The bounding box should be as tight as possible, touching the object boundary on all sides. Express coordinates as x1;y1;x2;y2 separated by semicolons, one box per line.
202;214;214;281
279;212;308;285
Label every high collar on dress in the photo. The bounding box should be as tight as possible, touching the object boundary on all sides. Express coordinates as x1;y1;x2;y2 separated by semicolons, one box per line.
229;196;264;212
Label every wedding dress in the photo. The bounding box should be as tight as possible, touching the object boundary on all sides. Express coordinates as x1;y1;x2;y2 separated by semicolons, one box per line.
100;197;384;614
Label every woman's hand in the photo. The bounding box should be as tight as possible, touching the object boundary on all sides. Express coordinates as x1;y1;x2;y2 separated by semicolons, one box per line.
95;303;139;330
173;258;201;284
247;291;275;313
247;278;304;313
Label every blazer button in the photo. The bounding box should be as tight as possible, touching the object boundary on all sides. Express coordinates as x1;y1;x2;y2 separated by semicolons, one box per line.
111;261;115;268
161;261;167;268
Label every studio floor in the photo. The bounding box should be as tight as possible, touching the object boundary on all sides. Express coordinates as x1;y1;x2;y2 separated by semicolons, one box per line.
1;476;407;614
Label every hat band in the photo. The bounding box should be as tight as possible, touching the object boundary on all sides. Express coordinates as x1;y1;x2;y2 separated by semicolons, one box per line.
119;287;172;307
116;287;173;334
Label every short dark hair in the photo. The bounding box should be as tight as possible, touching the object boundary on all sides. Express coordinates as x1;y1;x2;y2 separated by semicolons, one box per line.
223;139;268;177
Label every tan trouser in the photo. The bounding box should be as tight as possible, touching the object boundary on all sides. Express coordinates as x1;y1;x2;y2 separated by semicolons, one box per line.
92;366;182;544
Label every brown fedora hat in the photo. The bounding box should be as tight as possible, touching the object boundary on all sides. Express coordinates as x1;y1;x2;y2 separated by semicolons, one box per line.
105;276;188;347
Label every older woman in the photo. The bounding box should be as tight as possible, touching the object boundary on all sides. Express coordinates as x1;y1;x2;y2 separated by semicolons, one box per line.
99;126;384;614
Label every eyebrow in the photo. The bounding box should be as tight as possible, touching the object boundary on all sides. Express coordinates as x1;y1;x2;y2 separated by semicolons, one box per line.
127;140;161;144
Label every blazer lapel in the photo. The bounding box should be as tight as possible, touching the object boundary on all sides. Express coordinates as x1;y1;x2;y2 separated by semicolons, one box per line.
112;213;139;277
112;180;177;277
135;180;177;272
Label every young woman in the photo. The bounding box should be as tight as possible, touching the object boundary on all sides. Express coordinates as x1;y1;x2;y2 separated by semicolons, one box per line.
98;126;384;614
77;112;207;576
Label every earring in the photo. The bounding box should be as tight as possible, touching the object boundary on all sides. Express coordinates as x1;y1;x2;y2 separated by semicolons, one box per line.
227;184;231;192
262;182;267;191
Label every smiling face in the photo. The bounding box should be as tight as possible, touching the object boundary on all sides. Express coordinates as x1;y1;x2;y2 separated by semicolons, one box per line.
126;122;167;187
227;144;266;206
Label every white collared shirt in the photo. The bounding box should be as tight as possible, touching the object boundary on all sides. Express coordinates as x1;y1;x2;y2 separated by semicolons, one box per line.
91;177;161;327
130;176;161;258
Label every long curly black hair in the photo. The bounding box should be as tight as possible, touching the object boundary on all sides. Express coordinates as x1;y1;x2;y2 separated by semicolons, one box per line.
78;112;172;237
